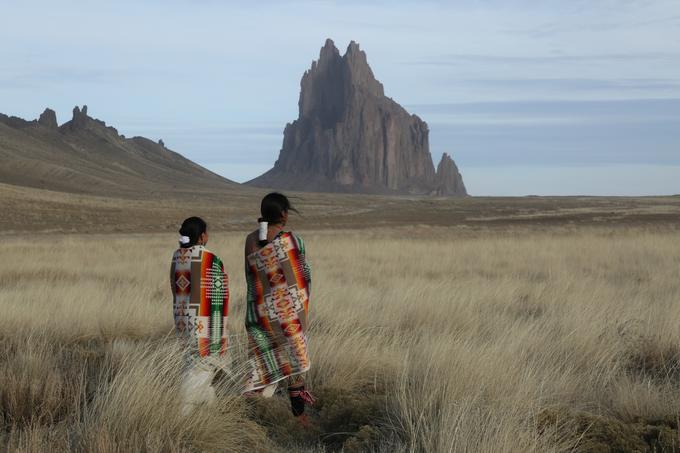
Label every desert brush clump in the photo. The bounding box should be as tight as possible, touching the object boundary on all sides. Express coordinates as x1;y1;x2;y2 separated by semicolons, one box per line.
536;407;679;452
0;227;679;451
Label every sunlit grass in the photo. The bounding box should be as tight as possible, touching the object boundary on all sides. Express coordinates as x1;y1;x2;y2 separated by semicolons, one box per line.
1;227;679;451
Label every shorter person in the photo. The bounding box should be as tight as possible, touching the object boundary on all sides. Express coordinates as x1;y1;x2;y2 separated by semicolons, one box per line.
170;217;229;414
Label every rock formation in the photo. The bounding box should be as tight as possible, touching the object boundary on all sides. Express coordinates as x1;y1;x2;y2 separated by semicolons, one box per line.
0;113;32;129
38;108;58;129
0;105;236;195
63;105;90;131
247;39;467;196
435;153;466;196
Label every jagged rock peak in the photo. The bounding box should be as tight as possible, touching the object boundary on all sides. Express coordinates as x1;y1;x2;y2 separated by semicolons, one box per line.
344;40;367;66
73;104;89;119
319;38;340;61
436;153;467;196
70;105;89;129
299;39;384;122
299;40;345;124
343;40;383;97
249;38;464;195
247;39;467;196
60;105;121;139
38;108;58;129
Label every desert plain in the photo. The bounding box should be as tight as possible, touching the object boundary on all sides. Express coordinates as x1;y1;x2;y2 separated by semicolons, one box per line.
1;185;680;452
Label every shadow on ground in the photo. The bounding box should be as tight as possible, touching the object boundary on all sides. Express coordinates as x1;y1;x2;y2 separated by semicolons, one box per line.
245;383;399;452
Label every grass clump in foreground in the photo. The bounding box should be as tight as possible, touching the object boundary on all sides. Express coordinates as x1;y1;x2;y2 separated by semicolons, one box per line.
1;226;680;451
537;408;679;452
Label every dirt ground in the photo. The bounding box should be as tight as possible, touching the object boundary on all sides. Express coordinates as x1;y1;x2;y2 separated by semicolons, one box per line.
1;182;679;235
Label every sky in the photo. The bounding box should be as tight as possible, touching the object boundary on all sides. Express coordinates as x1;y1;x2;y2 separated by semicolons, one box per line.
1;0;679;195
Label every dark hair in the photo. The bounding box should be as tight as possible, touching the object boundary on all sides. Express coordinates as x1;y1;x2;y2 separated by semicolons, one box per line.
259;192;298;224
179;216;207;248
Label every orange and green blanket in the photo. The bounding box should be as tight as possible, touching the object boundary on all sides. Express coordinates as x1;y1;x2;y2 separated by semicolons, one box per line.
244;232;311;391
171;245;229;358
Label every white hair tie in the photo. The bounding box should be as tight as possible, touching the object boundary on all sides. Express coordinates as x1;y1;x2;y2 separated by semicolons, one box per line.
179;235;191;245
258;221;268;241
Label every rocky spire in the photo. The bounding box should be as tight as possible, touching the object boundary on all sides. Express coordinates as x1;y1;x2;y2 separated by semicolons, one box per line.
64;105;90;131
435;153;467;196
318;38;341;65
38;108;58;130
58;104;121;141
343;41;384;97
299;39;346;125
248;39;466;196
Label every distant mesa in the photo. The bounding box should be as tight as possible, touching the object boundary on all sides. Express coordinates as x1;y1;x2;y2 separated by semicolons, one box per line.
0;105;236;195
247;38;467;196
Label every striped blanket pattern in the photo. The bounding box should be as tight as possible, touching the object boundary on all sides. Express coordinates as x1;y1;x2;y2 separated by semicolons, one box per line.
245;232;311;391
171;245;229;358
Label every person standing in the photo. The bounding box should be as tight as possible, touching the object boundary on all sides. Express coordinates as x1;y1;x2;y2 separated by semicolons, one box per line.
170;216;229;414
243;193;314;419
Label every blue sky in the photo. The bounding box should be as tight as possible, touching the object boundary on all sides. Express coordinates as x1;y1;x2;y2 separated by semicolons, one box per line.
1;0;679;195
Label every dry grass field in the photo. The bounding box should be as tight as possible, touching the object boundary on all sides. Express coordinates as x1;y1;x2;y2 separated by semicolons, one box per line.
2;220;680;451
2;181;680;234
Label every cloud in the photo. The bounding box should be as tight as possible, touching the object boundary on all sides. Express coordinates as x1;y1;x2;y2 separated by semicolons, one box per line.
455;78;680;95
512;12;680;39
405;52;680;66
118;123;284;165
0;67;130;91
416;98;680;168
409;98;680;116
462;164;680;196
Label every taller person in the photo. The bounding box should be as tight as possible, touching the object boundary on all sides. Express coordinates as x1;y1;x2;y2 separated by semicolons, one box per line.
243;193;314;419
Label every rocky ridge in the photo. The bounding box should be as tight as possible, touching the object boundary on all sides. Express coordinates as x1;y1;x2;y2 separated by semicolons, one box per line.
0;105;236;195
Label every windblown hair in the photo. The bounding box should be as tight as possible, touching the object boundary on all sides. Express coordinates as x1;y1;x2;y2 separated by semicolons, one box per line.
259;192;298;224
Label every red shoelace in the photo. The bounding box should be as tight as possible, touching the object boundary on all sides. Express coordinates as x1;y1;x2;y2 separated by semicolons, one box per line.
289;389;316;406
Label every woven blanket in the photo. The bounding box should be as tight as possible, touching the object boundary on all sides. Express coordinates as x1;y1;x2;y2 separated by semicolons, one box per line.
171;245;229;358
244;232;311;391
